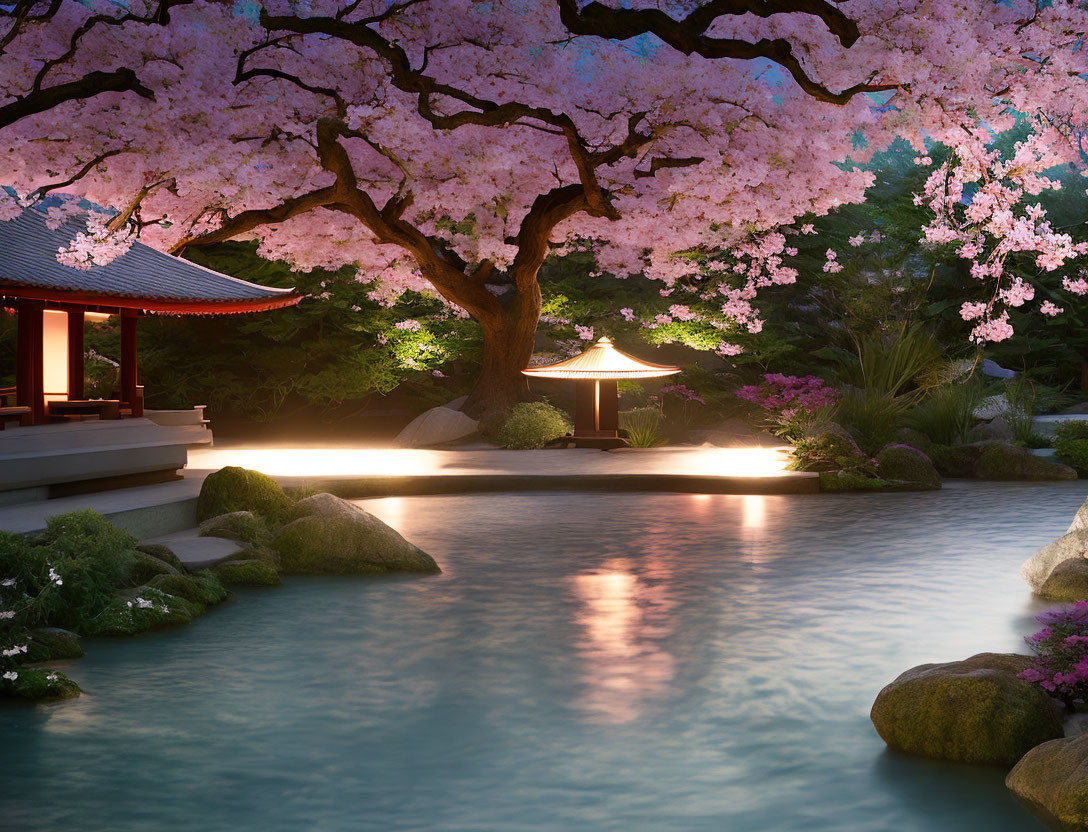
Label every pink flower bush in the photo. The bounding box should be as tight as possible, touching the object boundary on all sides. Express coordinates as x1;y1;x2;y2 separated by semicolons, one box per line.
660;384;706;406
1020;602;1088;705
735;374;840;419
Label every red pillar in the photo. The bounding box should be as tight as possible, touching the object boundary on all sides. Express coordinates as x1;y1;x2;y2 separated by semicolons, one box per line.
120;308;138;412
16;299;45;424
597;380;619;434
67;308;85;400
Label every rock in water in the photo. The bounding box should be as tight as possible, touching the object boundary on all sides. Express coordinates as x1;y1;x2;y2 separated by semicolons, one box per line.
1068;497;1088;535
875;445;941;489
274;493;440;574
870;653;1063;766
394;405;479;448
1039;559;1088;602
196;466;291;524
974;443;1077;481
1022;531;1088;593
1007;734;1088;831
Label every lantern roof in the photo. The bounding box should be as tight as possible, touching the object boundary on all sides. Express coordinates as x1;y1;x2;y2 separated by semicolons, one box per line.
522;336;680;380
0;207;301;315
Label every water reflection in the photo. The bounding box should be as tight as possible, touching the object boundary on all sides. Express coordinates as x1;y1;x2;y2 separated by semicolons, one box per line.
572;561;676;724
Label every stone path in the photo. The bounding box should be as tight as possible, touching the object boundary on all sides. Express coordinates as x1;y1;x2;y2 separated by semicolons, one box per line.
141;528;246;571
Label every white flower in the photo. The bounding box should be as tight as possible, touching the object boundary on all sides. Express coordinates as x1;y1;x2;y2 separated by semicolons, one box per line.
2;671;17;682
1;578;14;587
0;611;14;620
46;673;58;682
48;567;62;586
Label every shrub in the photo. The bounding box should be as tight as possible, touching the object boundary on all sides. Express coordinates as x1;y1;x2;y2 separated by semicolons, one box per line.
833;390;905;455
620;407;667;447
905;379;985;446
790;430;876;476
1055;420;1088;443
875;444;941;488
495;402;571;449
1020;602;1088;707
196;466;292;524
735;373;839;440
1055;439;1088;474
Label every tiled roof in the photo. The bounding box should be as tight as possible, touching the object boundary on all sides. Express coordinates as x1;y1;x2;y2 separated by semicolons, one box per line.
0;208;296;305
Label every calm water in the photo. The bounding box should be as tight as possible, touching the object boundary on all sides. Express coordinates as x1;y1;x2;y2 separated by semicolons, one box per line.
2;482;1083;831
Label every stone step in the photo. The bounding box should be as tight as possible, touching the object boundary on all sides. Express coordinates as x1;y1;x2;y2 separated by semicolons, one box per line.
141;528;245;571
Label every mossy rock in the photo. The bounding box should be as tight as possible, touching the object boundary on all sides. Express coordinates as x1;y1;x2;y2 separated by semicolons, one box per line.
875;445;941;489
196;467;291;525
1039;559;1088;602
273;500;440;575
928;444;981;478
225;545;281;568
136;543;185;572
1007;733;1088;831
24;628;83;663
213;559;281;587
85;588;196;636
198;510;267;545
146;571;227;609
818;472;927;493
974;443;1077;481
870;653;1063;766
1;667;80;701
128;549;181;585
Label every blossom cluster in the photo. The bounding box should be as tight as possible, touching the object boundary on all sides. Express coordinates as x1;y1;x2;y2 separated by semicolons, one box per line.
1020;601;1088;703
735;374;840;421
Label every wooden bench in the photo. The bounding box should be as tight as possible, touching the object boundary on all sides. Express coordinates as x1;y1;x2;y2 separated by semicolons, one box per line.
0;406;31;430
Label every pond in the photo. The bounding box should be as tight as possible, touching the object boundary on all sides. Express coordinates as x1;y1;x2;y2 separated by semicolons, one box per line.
2;482;1083;831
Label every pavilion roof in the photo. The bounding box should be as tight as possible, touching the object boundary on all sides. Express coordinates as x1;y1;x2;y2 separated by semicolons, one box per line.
522;337;680;380
0;208;301;314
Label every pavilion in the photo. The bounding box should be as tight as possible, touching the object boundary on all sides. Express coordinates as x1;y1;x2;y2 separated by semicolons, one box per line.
523;336;679;449
0;207;300;427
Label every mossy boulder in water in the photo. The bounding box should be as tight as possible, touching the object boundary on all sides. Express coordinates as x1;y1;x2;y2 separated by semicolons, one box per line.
199;510;266;545
870;653;1063;766
24;627;83;663
1021;531;1088;593
974;443;1077;481
146;571;228;610
196;467;292;525
875;445;941;489
86;588;197;636
273;493;440;575
213;559;281;587
1007;733;1088;831
1039;559;1088;602
0;667;80;701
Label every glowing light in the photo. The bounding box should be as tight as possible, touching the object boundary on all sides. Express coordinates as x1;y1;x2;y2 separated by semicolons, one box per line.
189;445;796;480
42;310;68;401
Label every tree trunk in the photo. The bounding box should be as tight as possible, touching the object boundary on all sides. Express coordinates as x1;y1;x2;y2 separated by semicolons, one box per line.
462;286;541;420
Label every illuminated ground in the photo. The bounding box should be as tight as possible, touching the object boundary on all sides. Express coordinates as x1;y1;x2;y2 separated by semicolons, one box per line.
188;444;817;496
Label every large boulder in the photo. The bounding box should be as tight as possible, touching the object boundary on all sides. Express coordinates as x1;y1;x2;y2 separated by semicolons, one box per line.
1067;497;1088;535
870;653;1064;766
974;443;1077;481
1039;559;1088;602
274;494;440;574
24;627;83;662
968;415;1015;443
128;549;181;584
196;466;292;525
1007;734;1088;831
1021;531;1088;593
198;510;264;544
875;445;941;489
213;559;281;587
394;406;478;448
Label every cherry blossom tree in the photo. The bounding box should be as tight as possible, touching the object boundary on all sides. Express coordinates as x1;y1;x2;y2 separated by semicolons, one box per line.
4;1;1088;415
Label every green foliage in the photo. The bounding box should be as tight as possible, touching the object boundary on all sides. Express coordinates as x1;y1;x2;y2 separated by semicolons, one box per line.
833;391;906;456
790;430;876;475
620;407;667;447
1055;420;1088;442
0;667;80;701
213;559;282;587
495;402;572;449
85;587;196;636
196;467;292;525
1055;439;1088;474
819;471;906;492
146;571;228;609
846;325;945;401
905;376;986;446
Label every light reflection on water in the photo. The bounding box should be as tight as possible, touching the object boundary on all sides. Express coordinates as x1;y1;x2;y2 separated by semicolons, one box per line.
0;482;1080;831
